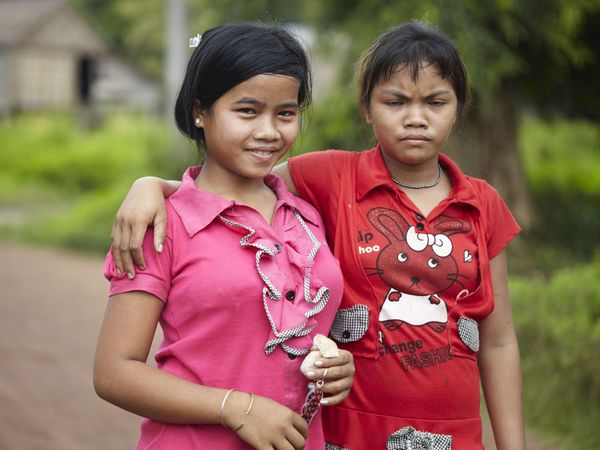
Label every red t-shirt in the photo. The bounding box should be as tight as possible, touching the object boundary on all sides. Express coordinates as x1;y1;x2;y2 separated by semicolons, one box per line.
289;146;520;450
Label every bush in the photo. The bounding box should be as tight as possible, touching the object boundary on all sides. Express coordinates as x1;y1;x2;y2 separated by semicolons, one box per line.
519;118;600;265
511;254;600;448
520;118;600;194
17;185;130;252
0;113;194;252
0;113;184;196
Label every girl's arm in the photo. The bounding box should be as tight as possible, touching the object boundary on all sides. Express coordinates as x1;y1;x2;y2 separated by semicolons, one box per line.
111;164;297;278
478;251;526;450
272;161;298;195
94;291;308;449
111;177;179;277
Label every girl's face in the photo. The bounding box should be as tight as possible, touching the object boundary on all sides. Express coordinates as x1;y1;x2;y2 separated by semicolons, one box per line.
364;62;458;169
196;74;300;183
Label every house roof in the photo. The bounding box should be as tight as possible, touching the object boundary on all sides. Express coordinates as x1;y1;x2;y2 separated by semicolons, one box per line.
0;0;106;53
0;0;66;47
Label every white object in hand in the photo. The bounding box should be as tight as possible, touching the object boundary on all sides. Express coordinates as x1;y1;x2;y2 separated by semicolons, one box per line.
300;334;339;376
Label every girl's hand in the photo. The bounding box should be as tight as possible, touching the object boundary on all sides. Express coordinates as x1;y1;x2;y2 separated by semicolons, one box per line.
225;392;308;450
305;349;354;405
111;177;170;278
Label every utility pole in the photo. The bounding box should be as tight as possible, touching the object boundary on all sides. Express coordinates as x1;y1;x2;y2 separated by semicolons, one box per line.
164;0;187;120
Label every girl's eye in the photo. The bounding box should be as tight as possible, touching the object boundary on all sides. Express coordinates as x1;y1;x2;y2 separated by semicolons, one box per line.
397;252;408;263
386;100;404;106
237;108;256;115
427;258;438;268
429;100;446;107
279;110;297;118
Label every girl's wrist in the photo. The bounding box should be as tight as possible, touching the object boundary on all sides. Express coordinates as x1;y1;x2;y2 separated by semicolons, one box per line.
220;390;254;432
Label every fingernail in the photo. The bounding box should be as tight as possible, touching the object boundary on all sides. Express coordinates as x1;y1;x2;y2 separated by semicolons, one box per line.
157;243;163;253
306;371;315;379
320;399;329;405
116;267;122;275
308;383;316;389
314;360;324;367
127;272;134;279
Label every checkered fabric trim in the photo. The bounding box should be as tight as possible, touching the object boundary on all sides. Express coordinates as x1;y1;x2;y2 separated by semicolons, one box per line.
387;426;453;450
325;442;350;450
329;305;369;343
218;211;330;356
457;316;480;352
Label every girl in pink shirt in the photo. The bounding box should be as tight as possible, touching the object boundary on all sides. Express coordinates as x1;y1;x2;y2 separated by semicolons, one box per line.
93;22;353;450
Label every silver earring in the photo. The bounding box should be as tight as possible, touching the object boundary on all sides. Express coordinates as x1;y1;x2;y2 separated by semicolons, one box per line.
195;117;200;125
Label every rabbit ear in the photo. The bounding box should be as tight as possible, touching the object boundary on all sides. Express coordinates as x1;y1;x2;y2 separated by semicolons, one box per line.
433;215;472;236
367;208;409;243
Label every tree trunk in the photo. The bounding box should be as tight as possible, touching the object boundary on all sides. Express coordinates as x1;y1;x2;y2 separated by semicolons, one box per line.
446;81;534;230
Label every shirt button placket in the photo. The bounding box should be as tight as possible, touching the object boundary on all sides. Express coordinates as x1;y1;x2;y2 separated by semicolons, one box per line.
415;213;426;231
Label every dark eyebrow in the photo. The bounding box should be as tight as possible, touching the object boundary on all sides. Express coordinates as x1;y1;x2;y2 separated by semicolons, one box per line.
233;98;264;107
426;89;452;98
381;89;452;99
280;101;300;109
233;98;300;109
381;89;409;99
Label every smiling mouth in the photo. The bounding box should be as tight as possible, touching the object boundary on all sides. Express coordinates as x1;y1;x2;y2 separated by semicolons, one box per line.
247;148;281;158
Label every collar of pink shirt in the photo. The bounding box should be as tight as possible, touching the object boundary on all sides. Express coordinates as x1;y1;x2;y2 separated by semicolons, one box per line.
169;166;321;238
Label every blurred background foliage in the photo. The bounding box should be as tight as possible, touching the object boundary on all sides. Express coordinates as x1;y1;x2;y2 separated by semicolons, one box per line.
1;0;599;447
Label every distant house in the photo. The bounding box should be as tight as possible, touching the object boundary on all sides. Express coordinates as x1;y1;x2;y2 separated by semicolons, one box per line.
0;0;160;117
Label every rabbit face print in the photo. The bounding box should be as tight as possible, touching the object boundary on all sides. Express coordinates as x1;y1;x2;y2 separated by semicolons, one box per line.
366;207;471;333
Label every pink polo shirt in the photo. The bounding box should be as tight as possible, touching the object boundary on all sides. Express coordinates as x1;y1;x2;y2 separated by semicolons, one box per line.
104;167;343;449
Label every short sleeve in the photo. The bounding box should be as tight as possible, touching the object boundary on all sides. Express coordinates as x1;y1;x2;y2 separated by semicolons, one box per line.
288;150;344;217
104;229;173;302
480;183;521;259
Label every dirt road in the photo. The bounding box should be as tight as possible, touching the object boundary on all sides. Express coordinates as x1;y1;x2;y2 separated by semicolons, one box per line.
0;242;558;449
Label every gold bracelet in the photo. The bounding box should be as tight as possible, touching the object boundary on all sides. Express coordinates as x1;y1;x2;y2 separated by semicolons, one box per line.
220;389;240;431
245;392;255;415
220;390;254;432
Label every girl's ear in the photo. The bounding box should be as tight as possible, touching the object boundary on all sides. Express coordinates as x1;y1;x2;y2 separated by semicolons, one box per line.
362;104;372;124
193;99;205;128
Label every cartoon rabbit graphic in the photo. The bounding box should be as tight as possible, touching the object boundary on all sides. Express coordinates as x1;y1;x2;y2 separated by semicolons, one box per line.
366;208;471;333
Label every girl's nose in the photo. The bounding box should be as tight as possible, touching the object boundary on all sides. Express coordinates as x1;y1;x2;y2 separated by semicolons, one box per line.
403;104;427;128
254;117;280;141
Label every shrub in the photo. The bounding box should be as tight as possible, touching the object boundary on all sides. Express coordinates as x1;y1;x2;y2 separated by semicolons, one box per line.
0;113;194;251
511;254;600;448
519;118;600;265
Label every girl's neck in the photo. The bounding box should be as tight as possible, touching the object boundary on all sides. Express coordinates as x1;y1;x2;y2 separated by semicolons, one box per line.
382;154;441;186
382;155;452;217
399;177;452;217
195;164;278;223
